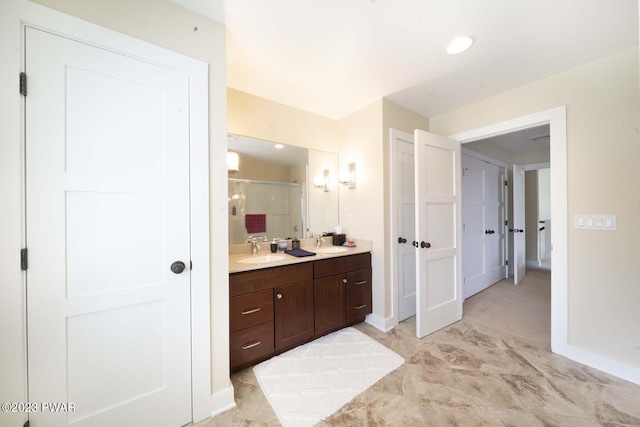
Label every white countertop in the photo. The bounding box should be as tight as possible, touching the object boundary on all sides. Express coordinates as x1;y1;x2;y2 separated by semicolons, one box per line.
229;238;372;273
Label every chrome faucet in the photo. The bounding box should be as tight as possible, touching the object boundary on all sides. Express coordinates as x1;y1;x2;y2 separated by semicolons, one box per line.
316;234;326;248
248;238;260;255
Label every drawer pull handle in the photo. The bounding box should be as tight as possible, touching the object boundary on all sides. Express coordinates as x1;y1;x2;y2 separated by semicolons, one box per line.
354;304;367;310
354;281;367;285
342;278;347;284
241;341;262;350
241;308;261;315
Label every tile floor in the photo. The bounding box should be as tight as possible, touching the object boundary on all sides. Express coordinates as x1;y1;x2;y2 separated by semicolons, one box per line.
195;269;640;426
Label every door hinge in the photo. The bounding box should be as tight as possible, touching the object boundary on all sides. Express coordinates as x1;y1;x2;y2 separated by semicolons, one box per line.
21;248;28;271
505;260;509;266
19;72;27;96
504;179;508;186
505;220;508;226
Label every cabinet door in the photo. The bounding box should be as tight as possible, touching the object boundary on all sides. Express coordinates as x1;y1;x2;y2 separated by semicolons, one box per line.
314;274;346;335
274;280;314;350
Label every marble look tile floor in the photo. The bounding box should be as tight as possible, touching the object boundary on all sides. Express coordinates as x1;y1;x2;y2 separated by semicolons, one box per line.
195;269;640;426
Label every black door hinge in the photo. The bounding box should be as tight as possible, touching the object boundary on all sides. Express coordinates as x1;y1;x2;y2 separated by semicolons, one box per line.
504;179;508;186
506;260;509;266
21;248;28;271
20;72;27;96
505;220;508;226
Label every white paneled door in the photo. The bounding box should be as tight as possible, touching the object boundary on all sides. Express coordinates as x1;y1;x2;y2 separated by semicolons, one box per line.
512;165;527;284
462;154;507;299
26;28;192;427
395;136;416;321
414;130;462;338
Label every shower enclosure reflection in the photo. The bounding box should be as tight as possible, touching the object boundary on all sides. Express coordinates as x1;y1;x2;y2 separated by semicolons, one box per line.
227;134;339;245
228;179;304;244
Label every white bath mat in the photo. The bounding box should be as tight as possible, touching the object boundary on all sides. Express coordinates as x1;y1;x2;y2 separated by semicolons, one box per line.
253;327;404;427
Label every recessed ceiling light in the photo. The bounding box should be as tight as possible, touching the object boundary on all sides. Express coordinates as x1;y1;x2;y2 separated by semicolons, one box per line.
274;144;284;149
446;36;474;55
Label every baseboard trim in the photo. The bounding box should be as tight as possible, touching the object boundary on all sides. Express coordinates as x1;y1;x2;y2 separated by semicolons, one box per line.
210;385;236;418
555;343;640;386
365;313;397;332
526;260;541;268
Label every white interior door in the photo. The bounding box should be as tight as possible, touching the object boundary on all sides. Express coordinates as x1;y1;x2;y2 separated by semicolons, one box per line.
512;164;527;284
414;130;462;338
395;136;416;321
26;28;192;427
462;155;505;299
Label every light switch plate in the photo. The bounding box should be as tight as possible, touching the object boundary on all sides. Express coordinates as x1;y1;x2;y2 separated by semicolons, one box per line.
574;214;617;231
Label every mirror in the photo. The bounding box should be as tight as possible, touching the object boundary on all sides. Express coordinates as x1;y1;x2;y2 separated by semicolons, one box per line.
227;134;339;245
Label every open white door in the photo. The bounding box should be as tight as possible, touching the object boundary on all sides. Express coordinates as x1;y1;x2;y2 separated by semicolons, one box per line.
512;165;527;284
392;131;417;321
26;28;192;426
414;130;462;338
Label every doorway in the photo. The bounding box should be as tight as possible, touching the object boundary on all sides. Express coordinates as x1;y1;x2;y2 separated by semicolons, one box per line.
390;106;567;353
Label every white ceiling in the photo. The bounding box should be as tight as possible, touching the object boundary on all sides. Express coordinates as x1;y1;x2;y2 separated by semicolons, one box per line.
469;124;550;153
183;0;638;120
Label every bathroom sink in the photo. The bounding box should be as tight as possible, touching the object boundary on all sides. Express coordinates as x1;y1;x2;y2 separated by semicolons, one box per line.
237;254;286;264
314;246;348;254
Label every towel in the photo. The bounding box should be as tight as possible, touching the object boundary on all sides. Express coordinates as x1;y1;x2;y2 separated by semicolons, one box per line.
285;248;316;257
245;214;266;233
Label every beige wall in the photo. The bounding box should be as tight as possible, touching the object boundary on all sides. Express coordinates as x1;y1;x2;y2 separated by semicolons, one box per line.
231;153;291;181
29;0;232;403
430;47;640;368
228;88;341;153
382;99;430;316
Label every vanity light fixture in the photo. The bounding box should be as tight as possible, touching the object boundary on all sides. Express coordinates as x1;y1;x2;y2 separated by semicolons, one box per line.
227;151;239;173
339;162;356;189
314;169;330;192
446;36;474;55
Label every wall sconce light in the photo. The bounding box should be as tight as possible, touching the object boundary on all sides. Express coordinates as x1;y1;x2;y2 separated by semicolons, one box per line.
339;162;356;189
227;151;239;173
314;169;330;192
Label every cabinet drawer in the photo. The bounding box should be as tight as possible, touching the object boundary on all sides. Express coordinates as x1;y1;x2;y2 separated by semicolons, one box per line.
346;268;371;295
314;253;371;278
230;263;313;296
230;321;274;369
230;289;273;333
346;289;372;322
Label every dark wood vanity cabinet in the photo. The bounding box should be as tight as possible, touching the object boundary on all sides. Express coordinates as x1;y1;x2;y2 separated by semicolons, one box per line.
314;252;372;333
229;252;371;371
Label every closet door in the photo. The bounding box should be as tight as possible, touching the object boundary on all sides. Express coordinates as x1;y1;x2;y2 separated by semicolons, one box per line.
26;27;192;427
462;153;506;299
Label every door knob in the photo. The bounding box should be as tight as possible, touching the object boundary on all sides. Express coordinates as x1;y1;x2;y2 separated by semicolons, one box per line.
509;229;514;232
420;241;431;249
170;261;186;274
398;237;407;244
412;241;418;247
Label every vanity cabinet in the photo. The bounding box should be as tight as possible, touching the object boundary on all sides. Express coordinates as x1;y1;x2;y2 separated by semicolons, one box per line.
314;252;372;333
229;252;371;371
